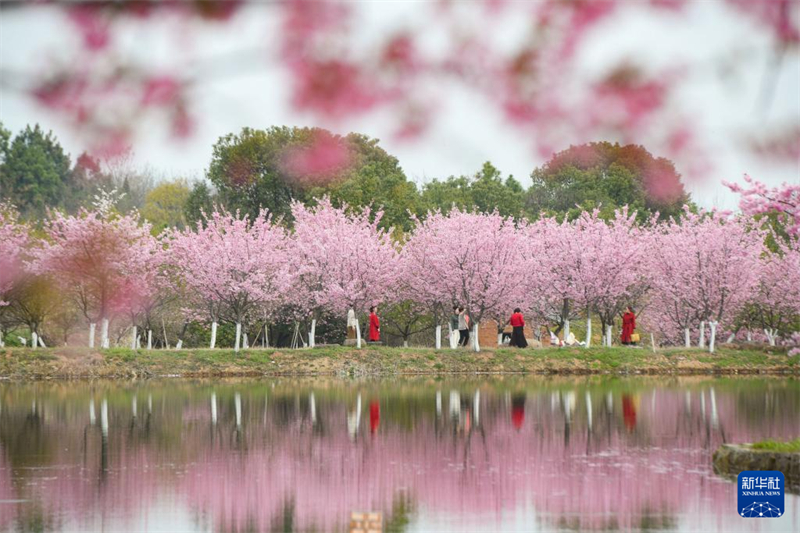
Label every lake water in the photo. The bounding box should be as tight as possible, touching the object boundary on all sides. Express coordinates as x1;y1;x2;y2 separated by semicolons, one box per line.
0;377;798;532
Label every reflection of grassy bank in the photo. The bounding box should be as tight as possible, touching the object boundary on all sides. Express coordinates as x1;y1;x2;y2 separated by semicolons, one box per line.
0;344;797;379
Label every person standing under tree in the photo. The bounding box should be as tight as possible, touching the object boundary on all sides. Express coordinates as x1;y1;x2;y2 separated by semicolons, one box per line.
509;308;528;348
458;307;470;347
369;306;381;343
621;306;636;345
449;305;460;349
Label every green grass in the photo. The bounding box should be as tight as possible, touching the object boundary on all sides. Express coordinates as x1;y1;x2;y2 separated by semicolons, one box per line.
0;344;796;379
751;438;800;453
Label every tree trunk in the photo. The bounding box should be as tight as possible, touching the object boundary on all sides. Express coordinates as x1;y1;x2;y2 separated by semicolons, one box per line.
100;318;109;349
764;328;777;346
243;333;249;349
726;333;736;343
498;333;503;346
175;339;183;349
355;321;362;349
698;321;706;349
38;335;46;348
585;317;592;348
472;323;480;352
264;324;269;348
31;332;38;350
403;340;409;348
147;329;152;350
210;321;218;349
684;328;691;348
435;325;442;349
234;322;242;352
131;326;137;350
564;319;570;340
89;323;96;348
747;330;752;342
0;330;4;348
650;333;656;353
605;324;613;347
708;321;718;353
310;318;316;348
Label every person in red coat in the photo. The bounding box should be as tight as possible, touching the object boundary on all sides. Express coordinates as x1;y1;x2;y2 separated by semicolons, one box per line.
621;306;636;345
368;306;380;342
509;308;528;348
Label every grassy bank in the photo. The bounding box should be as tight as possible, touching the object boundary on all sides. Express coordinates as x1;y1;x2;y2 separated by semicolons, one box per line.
0;344;796;380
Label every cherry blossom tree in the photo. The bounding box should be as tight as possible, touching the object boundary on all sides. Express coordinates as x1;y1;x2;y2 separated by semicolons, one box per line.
724;175;800;237
0;204;29;347
32;198;158;349
0;204;28;307
644;210;765;352
749;244;800;345
288;198;399;348
165;209;290;351
544;209;651;347
403;209;526;351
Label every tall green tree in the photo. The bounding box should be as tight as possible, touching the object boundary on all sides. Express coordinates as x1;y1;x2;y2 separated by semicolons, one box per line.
0;124;72;215
420;162;524;218
526;142;691;221
206;126;420;229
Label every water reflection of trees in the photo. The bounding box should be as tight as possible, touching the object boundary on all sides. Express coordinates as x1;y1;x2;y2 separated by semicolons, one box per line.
0;378;798;532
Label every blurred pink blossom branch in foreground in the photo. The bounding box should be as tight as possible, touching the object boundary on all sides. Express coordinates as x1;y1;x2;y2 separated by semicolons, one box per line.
0;0;797;179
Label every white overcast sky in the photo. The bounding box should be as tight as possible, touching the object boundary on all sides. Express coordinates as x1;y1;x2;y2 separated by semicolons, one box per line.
1;2;798;210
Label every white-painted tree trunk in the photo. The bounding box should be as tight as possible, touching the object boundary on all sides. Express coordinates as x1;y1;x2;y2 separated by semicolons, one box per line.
605;325;613;347
684;327;691;348
355;321;362;349
147;329;152;350
650;333;656;352
698;321;706;349
564;319;570;340
0;330;4;348
31;332;38;349
175;340;183;349
498;333;503;345
100;318;109;349
38;336;46;348
135;336;141;349
234;322;242;352
472;323;480;352
264;325;269;348
131;326;137;350
585;317;592;347
747;330;752;342
242;333;248;349
708;321;718;353
726;333;736;343
210;321;218;349
309;319;316;348
435;325;442;349
764;328;777;346
89;323;96;348
403;340;409;348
